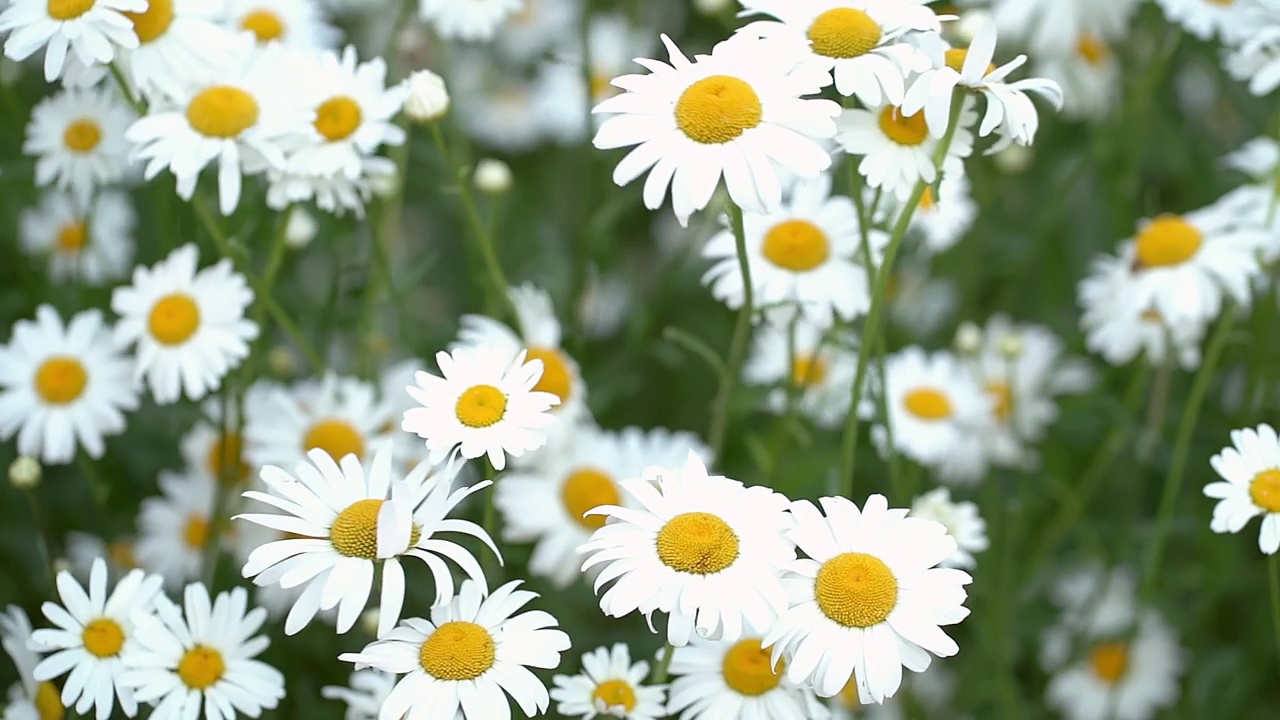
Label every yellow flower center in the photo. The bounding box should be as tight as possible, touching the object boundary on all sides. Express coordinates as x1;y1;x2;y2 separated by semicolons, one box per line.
108;539;136;569
177;645;225;690
1076;34;1108;65
56;220;87;253
814;552;898;628
186;86;260;139
303;418;366;462
207;432;249;486
721;638;784;697
81;618;125;658
419;621;495;681
46;0;94;21
314;96;362;142
762;219;830;271
35;681;63;720
903;387;953;421
329;498;384;559
455;384;508;428
62;119;101;153
944;48;996;76
525;347;573;405
123;0;173;43
148;293;201;345
674;75;763;145
792;353;828;388
590;73;615;101
238;8;284;41
655;512;739;574
561;468;620;531
1134;214;1202;269
592;679;638;712
34;356;88;405
918;186;937;211
986;380;1012;421
878;106;928;146
1088;641;1129;684
183;514;209;548
1250;469;1280;512
806;8;882;59
1207;0;1234;5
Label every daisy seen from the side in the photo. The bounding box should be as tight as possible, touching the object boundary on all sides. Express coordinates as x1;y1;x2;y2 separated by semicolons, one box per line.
835;99;975;201
20;190;135;286
551;643;667;720
24;86;134;206
742;317;858;430
0;0;143;81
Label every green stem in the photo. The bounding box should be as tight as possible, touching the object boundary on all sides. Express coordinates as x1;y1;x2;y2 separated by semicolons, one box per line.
651;642;675;684
1269;555;1280;677
75;452;109;525
706;203;754;460
108;62;144;114
23;489;55;592
201;387;242;588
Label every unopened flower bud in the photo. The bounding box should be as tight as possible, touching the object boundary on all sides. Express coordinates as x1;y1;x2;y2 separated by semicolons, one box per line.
993;144;1034;174
954;321;982;354
268;346;298;377
473;158;512;194
8;456;40;489
359;607;380;636
999;333;1024;358
52;558;72;576
403;69;449;122
284;208;316;249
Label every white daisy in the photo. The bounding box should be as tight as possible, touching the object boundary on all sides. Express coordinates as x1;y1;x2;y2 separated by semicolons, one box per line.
496;424;712;588
321;668;396;720
338;579;571;719
180;417;252;490
266;154;397;218
991;0;1140;56
835;100;975;201
551;643;667;720
764;494;972;704
0;0;143;81
1155;0;1249;41
593;32;839;225
133;468;222;590
1;606;62;720
0;305;137;465
1217;135;1280;232
702;172;883;329
401;345;560;471
1224;0;1280;97
579;452;795;646
1205;423;1280;553
532;60;592;146
116;0;239;100
1078;254;1208;370
907;487;987;569
29;559;163;720
494;0;577;63
1035;34;1120;122
118;583;285;720
20;190;135;286
742;316;859;429
449;54;547;153
24;86;134;207
418;0;520;41
585;13;654;107
111;243;259;404
223;0;339;48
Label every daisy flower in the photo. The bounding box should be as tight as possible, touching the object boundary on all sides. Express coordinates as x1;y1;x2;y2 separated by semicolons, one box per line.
835;100;975;201
496;424;712;588
908;488;988;570
1155;0;1249;41
126;34;312;215
29;559;163;720
20;190;135;285
24;86;133;207
223;0;339;48
418;0;521;41
0;0;143;81
764;494;972;704
115;0;239;100
1205;424;1280;553
742;317;859;429
339;579;571;719
321;668;396;720
494;0;577;63
593;33;840;226
0;305;137;465
892;170;976;255
532;61;593;146
991;0;1139;56
1035;34;1119;122
1224;0;1280;97
585;13;654;107
737;0;943;106
579;452;795;646
111;244;258;404
551;643;667;720
449;55;546;153
119;583;285;720
702;172;882;328
133;469;222;590
401;345;560;471
1078;254;1208;369
1;606;63;720
1217;135;1280;232
181;418;252;490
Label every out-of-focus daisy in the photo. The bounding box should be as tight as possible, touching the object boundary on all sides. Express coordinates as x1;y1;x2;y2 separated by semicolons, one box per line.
836;100;975;201
111;243;258;404
223;0;339;48
401;345;560;471
880;170;975;255
497;424;711;588
702;173;883;329
245;372;395;471
29;559;163;720
1;606;62;720
764;494;972;704
119;583;285;720
494;0;577;63
66;532;139;581
181;419;251;489
418;0;521;41
580;452;795;646
593;33;839;225
339;579;571;719
992;0;1139;56
551;643;667;720
1035;34;1119;122
887;261;958;338
450;55;546;153
24;86;133;206
1154;0;1248;41
0;0;143;81
133;469;222;590
379;359;429;469
114;0;238;99
742;317;859;429
1206;423;1280;554
1224;0;1280;97
0;305;137;465
908;487;988;569
321;668;395;720
20;191;135;285
585;13;653;107
1217;135;1280;231
1078;255;1207;369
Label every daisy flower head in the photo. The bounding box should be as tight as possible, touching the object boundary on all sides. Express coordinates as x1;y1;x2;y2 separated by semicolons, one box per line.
579;452;795;646
111;243;258;404
20;190;135;286
908;487;987;569
224;0;339;48
551;643;667;720
1;606;63;720
991;0;1140;56
0;0;143;80
418;0;520;41
0;305;137;465
321;668;396;720
1035;34;1119;122
401;344;561;471
835;99;975;201
764;494;972;705
1155;0;1249;41
29;559;163;720
702;172;883;329
114;0;239;100
119;583;285;720
1224;0;1280;97
496;424;712;588
133;468;222;590
592;32;840;226
24;86;134;207
742;316;858;429
1204;424;1280;553
339;579;571;720
494;0;577;64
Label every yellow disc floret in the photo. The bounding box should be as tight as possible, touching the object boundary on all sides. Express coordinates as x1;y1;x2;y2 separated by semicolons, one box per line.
878;106;928;146
62;119;101;153
721;638;784;696
902;387;953;421
814;552;898;628
807;8;882;59
674;75;763;145
314;96;363;142
525;347;573;405
455;385;508;428
303;419;366;462
655;512;740;574
177;645;226;690
561;468;620;530
81;618;125;658
34;356;88;405
419;621;496;680
123;0;173;43
1134;214;1202;269
148;293;201;345
1250;469;1280;512
186;86;260;139
762;219;830;271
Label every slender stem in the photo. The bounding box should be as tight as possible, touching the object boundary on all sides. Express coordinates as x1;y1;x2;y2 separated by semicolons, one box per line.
75;452;109;525
1135;353;1173;462
1269;555;1280;677
108;62;144;114
707;203;754;460
651;642;675;684
23;489;55;592
568;0;596;327
202;387;242;588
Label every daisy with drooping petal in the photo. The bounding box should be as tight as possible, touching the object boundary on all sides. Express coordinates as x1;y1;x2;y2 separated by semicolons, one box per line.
322;668;396;720
742;317;859;430
908;487;988;570
593;32;840;225
579;452;795;646
0;305;137;465
1;606;63;720
764;494;972;705
551;643;667;720
29;559;163;720
24;86;134;206
339;579;571;720
20;190;135;285
835;100;975;201
119;583;285;720
1155;0;1248;41
223;0;339;48
1206;424;1280;554
133;468;223;590
0;0;143;81
401;345;560;471
418;0;521;40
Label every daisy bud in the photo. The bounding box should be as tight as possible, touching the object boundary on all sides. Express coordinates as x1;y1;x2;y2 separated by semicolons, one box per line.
999;333;1024;359
359;607;380;636
693;0;730;15
403;69;449;122
52;558;72;576
8;456;40;489
955;321;983;355
267;346;298;376
473;158;512;194
284;208;317;249
994;144;1034;174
